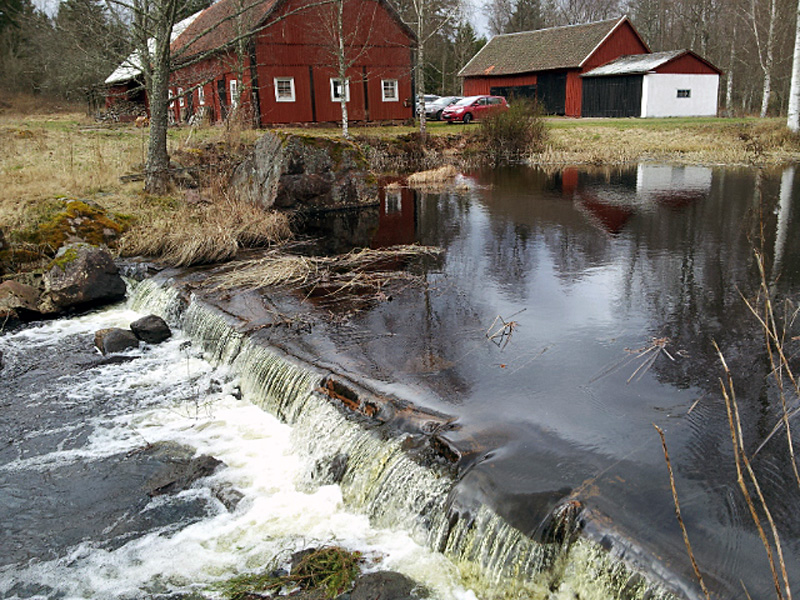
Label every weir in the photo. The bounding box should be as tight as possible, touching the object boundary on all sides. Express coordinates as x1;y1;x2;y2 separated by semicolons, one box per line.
129;277;683;600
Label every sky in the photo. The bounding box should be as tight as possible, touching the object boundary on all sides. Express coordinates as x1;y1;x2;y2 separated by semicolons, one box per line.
36;0;492;35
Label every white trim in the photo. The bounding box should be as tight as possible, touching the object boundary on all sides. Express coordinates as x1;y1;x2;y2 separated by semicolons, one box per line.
178;87;185;107
330;78;350;102
381;79;398;102
274;77;296;102
198;86;205;105
229;79;239;107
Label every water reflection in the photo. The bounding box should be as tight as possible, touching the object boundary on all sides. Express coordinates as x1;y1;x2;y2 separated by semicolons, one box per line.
361;164;800;598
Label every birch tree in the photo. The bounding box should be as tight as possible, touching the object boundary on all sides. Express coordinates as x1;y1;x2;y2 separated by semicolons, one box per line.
788;0;800;130
395;0;461;137
748;0;779;117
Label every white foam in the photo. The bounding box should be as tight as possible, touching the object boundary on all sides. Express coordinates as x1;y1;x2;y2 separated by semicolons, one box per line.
1;306;475;600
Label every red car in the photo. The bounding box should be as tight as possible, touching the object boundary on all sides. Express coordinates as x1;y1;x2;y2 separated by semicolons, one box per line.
442;95;508;124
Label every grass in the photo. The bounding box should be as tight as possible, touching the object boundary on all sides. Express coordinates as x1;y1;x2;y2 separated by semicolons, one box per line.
3;96;800;272
219;546;362;600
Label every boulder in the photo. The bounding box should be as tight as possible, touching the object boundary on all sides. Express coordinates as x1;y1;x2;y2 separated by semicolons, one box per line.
350;572;424;600
145;453;223;497
0;280;41;321
130;314;172;344
231;132;377;211
40;243;126;313
94;327;140;355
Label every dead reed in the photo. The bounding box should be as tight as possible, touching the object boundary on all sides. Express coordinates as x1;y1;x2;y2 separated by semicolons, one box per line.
118;195;292;266
210;245;442;302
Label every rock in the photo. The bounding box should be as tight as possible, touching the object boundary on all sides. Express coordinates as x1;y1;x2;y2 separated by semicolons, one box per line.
350;572;424;600
312;453;348;485
94;327;140;355
130;314;172;344
0;280;41;320
212;483;244;511
40;243;126;313
231;132;377;212
146;453;223;497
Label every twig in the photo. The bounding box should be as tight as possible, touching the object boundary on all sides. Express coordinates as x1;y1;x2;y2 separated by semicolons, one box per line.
654;424;712;600
714;341;790;600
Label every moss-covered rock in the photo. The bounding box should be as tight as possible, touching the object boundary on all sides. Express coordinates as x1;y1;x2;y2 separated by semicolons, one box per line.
39;243;126;314
18;199;129;254
231;132;378;212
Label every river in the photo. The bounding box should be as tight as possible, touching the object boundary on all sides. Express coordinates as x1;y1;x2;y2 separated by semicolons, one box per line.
2;163;799;600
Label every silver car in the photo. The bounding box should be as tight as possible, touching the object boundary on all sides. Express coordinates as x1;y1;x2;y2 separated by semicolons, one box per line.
424;96;462;121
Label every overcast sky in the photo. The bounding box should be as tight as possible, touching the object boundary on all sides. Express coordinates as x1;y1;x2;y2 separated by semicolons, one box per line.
35;0;491;35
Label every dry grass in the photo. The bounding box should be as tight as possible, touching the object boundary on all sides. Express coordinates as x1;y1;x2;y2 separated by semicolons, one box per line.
118;195;292;266
210;245;441;306
539;119;800;166
0;112;292;268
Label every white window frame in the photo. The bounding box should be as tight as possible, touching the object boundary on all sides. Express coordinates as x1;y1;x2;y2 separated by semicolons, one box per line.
330;78;350;102
178;87;185;108
229;79;239;107
677;89;691;99
274;77;296;102
381;79;399;102
198;86;205;105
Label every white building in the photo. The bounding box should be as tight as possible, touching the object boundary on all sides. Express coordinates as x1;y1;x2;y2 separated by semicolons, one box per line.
581;50;721;118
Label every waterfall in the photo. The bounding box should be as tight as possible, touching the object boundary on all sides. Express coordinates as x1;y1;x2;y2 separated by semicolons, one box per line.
130;278;680;600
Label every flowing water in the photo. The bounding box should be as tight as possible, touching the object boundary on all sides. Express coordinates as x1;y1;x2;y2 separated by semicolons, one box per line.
2;163;800;600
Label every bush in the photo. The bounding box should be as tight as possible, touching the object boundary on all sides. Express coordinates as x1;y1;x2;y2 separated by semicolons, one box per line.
478;99;547;165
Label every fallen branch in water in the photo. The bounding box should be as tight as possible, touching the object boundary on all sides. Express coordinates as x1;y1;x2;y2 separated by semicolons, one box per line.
210;245;442;306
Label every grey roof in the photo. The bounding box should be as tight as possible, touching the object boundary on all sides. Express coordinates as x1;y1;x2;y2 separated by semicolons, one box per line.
459;17;632;78
581;49;684;77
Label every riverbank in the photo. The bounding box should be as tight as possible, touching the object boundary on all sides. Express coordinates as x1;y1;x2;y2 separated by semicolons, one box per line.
2;110;799;277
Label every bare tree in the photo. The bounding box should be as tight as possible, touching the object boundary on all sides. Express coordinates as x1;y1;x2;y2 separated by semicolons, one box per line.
749;0;779;117
788;0;800;130
395;0;461;137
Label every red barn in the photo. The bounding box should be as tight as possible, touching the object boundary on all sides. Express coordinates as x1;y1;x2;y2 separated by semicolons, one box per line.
458;17;649;117
167;0;416;126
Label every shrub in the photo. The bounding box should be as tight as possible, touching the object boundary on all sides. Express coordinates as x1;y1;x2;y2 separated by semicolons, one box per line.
478;99;547;165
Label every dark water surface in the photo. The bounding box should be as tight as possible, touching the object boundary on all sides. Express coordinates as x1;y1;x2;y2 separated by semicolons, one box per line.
291;164;800;598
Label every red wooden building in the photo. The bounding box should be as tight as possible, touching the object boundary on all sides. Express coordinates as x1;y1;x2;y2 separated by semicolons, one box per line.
107;0;416;126
458;17;649;117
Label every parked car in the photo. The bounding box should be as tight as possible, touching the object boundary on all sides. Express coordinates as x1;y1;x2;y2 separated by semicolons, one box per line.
425;96;462;120
442;95;508;124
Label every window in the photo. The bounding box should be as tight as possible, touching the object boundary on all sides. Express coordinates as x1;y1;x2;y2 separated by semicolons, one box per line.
198;86;205;106
330;78;350;102
274;77;296;102
677;89;691;98
381;79;398;102
229;79;239;107
178;87;185;108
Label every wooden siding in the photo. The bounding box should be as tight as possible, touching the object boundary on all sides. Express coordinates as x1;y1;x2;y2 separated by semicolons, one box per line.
581;75;642;117
565;71;582;116
166;0;413;125
655;53;720;75
581;20;649;71
253;0;412;124
463;73;537;96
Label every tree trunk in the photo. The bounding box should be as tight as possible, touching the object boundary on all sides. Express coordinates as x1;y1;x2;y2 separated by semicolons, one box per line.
726;22;736;115
336;0;349;139
758;0;777;118
417;38;427;138
145;15;173;195
788;0;800;131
